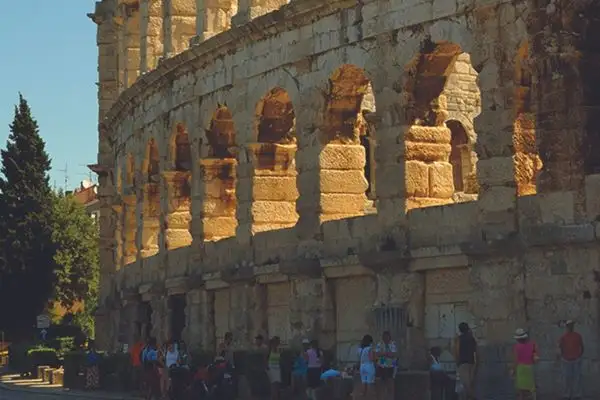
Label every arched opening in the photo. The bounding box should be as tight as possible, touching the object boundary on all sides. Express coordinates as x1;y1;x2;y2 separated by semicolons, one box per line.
174;124;192;172
244;87;298;233
257;87;295;144
206;104;236;159
447;120;469;192
403;40;480;209
513;42;541;196
322;65;375;212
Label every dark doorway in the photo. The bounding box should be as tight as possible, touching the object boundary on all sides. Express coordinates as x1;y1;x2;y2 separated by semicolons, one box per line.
169;294;187;342
141;302;153;340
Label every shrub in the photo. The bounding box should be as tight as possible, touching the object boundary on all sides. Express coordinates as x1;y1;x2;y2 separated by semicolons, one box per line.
8;342;36;374
49;336;76;358
27;347;60;374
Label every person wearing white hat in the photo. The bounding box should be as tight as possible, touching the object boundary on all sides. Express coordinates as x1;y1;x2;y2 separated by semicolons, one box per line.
559;320;584;399
512;328;538;399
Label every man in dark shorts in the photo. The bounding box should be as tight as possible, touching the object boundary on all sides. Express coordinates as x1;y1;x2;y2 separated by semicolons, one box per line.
375;331;397;400
454;322;478;400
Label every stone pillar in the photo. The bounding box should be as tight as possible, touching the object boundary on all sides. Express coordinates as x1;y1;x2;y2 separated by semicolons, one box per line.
193;159;237;243
319;144;368;223
236;143;298;242
150;295;169;343
140;0;163;72
122;194;138;266
139;182;161;283
112;203;123;271
192;0;236;43
474;56;518;238
404;121;455;210
120;3;141;89
231;0;287;26
162;0;196;58
162;171;192;249
289;277;335;346
184;286;214;352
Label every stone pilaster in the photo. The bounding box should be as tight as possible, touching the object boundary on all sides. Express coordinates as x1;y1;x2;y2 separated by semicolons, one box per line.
192;159;237;244
140;0;163;72
112;203;123;271
404;122;455;210
162;171;192;251
119;2;141;89
138;182;161;283
236;143;298;243
162;0;196;58
289;278;335;346
231;0;287;26
122;194;138;266
150;295;169;343
183;287;213;352
88;0;120;122
191;0;236;43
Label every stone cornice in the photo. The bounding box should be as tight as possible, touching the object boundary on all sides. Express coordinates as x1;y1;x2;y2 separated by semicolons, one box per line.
102;0;355;131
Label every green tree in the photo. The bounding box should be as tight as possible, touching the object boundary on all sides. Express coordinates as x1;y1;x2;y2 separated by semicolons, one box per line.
0;94;57;333
51;192;99;337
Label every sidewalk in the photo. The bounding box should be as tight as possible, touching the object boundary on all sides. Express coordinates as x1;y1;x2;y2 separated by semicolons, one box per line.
0;367;142;399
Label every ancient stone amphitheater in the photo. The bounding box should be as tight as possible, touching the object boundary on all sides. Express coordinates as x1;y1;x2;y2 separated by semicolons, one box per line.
89;0;600;397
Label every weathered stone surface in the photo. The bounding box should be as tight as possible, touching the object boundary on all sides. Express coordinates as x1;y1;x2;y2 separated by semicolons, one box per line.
93;0;600;395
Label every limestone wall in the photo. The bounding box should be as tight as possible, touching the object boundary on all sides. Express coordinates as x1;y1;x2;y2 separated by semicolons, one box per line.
90;0;600;398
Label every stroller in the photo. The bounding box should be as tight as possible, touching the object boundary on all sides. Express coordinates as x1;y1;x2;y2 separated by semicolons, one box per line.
190;357;235;400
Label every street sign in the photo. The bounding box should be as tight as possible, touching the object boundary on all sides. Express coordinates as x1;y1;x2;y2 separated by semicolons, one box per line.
36;315;51;329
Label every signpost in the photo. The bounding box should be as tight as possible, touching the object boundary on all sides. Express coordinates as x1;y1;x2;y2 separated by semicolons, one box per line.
36;314;51;342
36;315;50;329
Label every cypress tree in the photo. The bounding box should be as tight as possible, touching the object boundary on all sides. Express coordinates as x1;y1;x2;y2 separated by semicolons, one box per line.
0;94;57;334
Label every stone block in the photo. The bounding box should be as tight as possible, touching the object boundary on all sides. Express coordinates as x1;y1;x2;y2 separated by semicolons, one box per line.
253;176;298;200
538;191;575;225
478;186;516;213
251;200;298;223
585;174;600;220
428;162;454;198
165;211;191;229
405;142;451;162
405;160;429;197
165;229;192;249
477;156;515;186
320;193;368;214
197;216;237;239
319;144;365;170
320;169;368;194
404;125;451;144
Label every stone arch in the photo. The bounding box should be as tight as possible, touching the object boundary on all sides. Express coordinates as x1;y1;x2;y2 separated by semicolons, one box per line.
323;65;376;204
206;103;237;158
255;87;296;144
402;40;480;209
513;41;542;196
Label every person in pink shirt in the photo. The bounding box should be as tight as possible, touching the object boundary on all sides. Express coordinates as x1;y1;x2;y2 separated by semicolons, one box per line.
511;328;539;399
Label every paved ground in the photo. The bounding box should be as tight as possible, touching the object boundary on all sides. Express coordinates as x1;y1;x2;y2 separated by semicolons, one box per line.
0;388;68;399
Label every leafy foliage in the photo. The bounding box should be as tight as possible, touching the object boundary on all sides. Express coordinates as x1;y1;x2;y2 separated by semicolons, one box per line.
52;193;99;311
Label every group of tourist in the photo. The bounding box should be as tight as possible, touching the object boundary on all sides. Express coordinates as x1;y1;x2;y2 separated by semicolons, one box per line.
128;334;191;399
429;320;585;400
355;331;398;400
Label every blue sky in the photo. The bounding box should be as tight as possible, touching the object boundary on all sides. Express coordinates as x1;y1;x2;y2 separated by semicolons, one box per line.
0;2;99;191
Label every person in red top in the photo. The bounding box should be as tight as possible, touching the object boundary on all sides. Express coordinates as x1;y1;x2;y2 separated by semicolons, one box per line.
559;320;584;400
130;333;145;393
